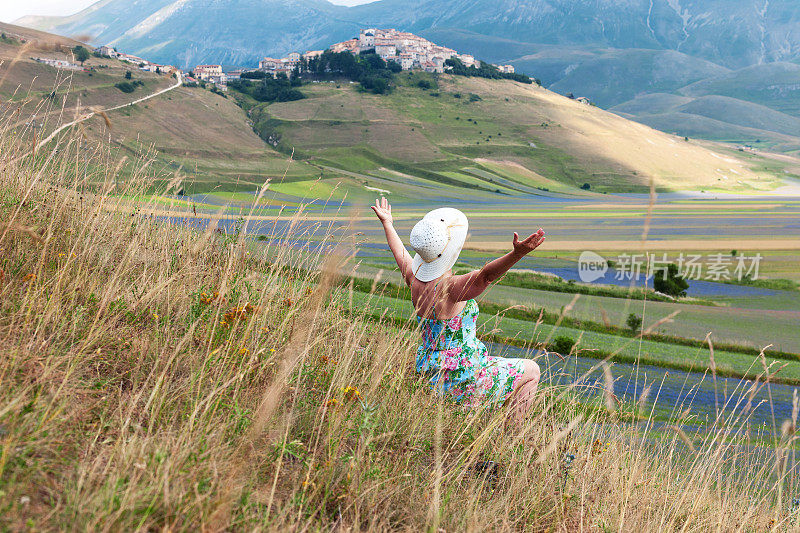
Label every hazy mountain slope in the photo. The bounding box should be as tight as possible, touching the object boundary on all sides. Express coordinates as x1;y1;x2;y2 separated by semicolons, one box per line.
679;62;800;117
610;93;694;115
544;49;728;107
106;0;355;68
15;0;176;46
676;96;800;138
628;112;800;153
17;0;355;68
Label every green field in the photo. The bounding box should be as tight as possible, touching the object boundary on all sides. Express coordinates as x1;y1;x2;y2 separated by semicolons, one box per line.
346;288;800;384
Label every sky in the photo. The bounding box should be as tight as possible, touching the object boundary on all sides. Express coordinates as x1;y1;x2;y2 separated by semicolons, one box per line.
0;0;377;24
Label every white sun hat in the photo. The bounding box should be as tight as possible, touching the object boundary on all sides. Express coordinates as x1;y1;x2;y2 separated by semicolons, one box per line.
409;207;469;282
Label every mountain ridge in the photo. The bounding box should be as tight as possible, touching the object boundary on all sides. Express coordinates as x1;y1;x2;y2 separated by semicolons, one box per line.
17;0;800;69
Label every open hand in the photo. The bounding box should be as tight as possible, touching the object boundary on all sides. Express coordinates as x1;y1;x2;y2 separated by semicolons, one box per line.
512;229;545;256
370;197;393;224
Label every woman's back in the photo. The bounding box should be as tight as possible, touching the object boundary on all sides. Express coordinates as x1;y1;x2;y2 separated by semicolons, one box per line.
411;276;467;320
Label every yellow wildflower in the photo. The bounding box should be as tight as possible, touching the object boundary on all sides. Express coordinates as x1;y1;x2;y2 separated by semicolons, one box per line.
342;387;361;402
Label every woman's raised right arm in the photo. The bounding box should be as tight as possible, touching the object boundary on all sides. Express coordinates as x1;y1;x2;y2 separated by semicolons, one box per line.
371;197;415;286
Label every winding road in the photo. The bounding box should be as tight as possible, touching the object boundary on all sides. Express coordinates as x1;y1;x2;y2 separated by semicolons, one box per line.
33;71;183;151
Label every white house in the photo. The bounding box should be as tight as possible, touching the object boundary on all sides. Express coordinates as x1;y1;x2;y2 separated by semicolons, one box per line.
194;64;223;80
459;54;476;67
374;40;397;59
359;29;376;50
498;64;515;74
399;52;414;70
118;53;146;65
259;57;281;70
286;52;301;63
95;45;117;58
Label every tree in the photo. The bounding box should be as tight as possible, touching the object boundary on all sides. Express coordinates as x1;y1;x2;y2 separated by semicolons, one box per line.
653;263;689;298
73;45;90;65
387;60;402;73
581;183;591;190
125;71;132;80
626;313;642;333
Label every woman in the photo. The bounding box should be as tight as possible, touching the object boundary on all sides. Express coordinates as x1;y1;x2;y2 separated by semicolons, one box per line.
371;198;545;421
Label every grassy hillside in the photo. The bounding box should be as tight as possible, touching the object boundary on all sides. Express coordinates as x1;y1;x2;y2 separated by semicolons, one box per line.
248;72;785;194
623;112;800;153
0;25;320;190
612;93;800;152
0;112;792;532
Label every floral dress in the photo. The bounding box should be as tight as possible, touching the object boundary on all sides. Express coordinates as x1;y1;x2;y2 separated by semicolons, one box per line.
416;298;526;408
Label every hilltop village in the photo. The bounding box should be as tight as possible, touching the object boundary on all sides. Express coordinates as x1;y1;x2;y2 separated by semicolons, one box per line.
189;28;516;89
16;26;520;91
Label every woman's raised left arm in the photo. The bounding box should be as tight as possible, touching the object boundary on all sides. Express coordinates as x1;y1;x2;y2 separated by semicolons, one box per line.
449;229;545;301
371;197;415;286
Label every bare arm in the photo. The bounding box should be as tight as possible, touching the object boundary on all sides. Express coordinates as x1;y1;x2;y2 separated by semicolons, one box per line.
449;229;545;301
371;197;415;286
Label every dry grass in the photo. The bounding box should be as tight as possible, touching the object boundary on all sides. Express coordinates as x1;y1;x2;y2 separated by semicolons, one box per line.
0;87;799;533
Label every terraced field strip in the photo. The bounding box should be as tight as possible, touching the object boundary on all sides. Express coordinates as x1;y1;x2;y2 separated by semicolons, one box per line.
346;290;800;384
468;239;800;252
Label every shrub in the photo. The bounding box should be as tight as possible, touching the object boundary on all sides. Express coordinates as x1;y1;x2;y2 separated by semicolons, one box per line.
241;71;268;79
416;79;432;90
626;313;643;333
581;183;591;190
551;335;575;355
114;81;136;93
654;263;690;297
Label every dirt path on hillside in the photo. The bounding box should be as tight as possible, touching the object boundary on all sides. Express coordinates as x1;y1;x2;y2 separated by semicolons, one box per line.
31;71;183;152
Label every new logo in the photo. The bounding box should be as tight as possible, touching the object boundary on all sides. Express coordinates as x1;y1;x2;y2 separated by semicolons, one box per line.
578;251;607;283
